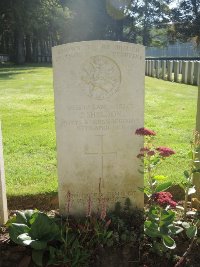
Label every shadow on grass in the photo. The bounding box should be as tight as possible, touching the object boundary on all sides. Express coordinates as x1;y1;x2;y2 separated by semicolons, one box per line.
0;63;52;80
0;70;36;80
7;191;58;211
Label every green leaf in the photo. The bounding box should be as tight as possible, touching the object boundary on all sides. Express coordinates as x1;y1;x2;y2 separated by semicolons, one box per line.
17;233;32;243
32;250;44;267
169;225;184;234
16;210;37;226
153;175;167;181
182;222;190;228
6;216;17;227
29;213;60;241
160;225;169;235
30;240;47;250
152;158;160;166
106;231;113;239
184;170;190;178
144;221;160;238
162;235;176;249
186;226;197;239
148;206;159;220
138;187;151;196
145;228;160;238
16;212;28;224
155;182;172;193
161;210;175;223
9;224;31;245
24;210;37;223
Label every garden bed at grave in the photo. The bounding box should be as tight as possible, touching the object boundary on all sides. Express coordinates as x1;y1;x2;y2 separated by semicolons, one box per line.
1;204;200;267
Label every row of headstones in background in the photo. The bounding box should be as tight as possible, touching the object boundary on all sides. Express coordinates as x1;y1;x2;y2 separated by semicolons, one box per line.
0;122;8;225
0;54;9;62
145;60;200;86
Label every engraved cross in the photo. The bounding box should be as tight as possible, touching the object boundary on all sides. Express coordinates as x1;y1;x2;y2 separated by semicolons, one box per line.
85;135;117;188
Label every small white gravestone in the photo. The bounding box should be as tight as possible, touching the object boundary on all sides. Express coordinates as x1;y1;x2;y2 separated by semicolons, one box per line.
53;41;144;215
0;122;8;224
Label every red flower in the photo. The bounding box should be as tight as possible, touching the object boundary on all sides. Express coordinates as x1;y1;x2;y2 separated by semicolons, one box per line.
135;127;156;136
152;192;177;208
156;147;175;157
137;147;155;158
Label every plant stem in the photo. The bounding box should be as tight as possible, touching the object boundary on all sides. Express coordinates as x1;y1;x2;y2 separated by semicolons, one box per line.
184;142;195;220
174;236;196;267
147;156;153;193
184;188;188;220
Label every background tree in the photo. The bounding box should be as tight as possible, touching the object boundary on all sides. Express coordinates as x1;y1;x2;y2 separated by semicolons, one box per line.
0;0;70;64
171;0;200;45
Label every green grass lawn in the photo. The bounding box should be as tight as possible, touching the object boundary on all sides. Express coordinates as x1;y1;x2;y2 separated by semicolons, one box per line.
0;65;198;197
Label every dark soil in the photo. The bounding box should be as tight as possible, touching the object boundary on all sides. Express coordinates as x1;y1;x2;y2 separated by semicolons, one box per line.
1;229;200;267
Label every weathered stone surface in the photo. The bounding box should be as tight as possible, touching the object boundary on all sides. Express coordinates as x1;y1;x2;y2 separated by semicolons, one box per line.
174;61;179;83
0;122;8;225
194;61;200;86
162;60;167;80
167;61;173;81
182;61;188;84
155;60;160;79
188;61;194;85
52;41;144;215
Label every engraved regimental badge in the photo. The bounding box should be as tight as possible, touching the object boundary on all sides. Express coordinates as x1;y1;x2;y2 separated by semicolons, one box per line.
81;55;121;100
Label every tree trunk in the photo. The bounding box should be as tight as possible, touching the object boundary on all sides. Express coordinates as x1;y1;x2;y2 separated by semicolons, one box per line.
32;38;38;63
25;34;32;62
14;30;25;64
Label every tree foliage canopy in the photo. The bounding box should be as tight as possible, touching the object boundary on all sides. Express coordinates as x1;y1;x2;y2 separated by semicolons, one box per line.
171;0;200;44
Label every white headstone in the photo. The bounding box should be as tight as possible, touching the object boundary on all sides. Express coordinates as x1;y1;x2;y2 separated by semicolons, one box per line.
53;41;144;215
155;60;161;79
188;61;194;85
0;123;8;224
194;61;200;86
167;61;173;81
174;61;179;83
151;60;155;77
148;60;151;76
182;61;188;84
162;60;167;80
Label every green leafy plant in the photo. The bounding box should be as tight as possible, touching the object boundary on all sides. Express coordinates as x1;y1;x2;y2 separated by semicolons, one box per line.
136;128;179;251
7;209;114;267
145;206;183;249
180;131;200;219
7;210;61;266
136;128;175;198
